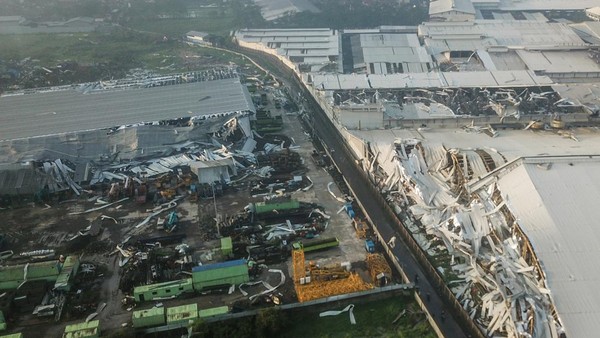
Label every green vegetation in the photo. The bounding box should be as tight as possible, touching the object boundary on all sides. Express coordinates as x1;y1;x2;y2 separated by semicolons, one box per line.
191;297;435;338
190;308;286;338
0;29;175;65
270;0;427;29
286;296;436;338
127;13;235;38
123;0;264;37
0;27;261;89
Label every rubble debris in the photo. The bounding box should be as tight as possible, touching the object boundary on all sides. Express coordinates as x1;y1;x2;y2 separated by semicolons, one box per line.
366;137;564;336
69;198;129;215
134;197;181;229
327;182;346;203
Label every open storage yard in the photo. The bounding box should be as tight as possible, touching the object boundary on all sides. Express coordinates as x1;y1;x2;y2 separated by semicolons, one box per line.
0;78;429;337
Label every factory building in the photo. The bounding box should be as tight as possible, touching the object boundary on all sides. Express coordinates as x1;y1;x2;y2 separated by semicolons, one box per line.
429;0;476;22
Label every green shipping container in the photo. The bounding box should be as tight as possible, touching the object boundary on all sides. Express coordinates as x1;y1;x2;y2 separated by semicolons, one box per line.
192;259;249;291
166;304;197;325
134;278;193;303
253;200;300;214
0;260;61;290
198;306;229;319
0;333;23;338
221;237;233;256
132;307;166;328
63;320;99;338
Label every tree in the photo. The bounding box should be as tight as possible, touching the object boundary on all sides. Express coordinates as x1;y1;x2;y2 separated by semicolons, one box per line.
255;308;287;338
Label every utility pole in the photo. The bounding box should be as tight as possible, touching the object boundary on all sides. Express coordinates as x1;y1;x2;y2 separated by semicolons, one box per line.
212;182;220;237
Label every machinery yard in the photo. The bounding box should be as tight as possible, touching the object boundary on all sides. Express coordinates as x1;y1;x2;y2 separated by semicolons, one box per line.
0;80;425;337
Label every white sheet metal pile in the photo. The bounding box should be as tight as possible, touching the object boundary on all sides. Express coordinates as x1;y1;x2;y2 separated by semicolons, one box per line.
364;134;584;337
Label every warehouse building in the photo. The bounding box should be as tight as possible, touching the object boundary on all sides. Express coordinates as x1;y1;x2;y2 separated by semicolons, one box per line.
340;28;432;75
234;28;339;72
191;259;249;291
430;0;600;20
190;158;237;184
429;0;476;22
253;0;320;21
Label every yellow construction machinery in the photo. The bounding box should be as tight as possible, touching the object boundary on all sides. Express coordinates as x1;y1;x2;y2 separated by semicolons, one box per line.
292;244;372;303
365;253;392;284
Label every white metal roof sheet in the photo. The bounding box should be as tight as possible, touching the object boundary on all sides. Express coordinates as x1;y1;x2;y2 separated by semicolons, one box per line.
0;78;254;141
496;157;600;338
516;50;600;74
309;70;551;90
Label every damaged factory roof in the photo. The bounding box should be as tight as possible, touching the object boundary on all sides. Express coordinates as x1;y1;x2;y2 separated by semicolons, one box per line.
350;127;600;163
481;155;600;338
0;76;255;141
343;126;600;337
306;71;552;90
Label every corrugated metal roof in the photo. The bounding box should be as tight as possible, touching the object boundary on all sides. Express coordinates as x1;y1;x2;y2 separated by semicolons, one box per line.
308;70;552;90
0;77;255;141
516;50;600;74
420;21;587;52
495;156;600;338
192;259;246;273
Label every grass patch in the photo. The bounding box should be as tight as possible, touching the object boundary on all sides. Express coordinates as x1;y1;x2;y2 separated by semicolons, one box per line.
0;29;258;73
286;296;436;338
0;30;176;64
127;10;235;37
